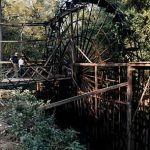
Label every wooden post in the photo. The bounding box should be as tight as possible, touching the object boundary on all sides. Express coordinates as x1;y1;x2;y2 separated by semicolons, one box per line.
0;0;2;80
118;66;121;130
127;64;133;150
45;26;48;59
0;0;2;61
95;65;98;117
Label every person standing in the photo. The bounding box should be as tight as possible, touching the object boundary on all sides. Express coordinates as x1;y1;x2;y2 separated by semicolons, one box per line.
18;56;25;77
10;52;19;78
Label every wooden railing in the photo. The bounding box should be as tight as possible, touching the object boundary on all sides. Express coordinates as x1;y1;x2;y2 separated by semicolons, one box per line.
0;61;69;85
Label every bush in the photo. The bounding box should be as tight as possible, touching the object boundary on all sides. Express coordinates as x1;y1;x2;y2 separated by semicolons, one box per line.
4;90;86;150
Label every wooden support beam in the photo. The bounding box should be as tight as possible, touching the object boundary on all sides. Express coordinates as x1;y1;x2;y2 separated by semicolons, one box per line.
132;76;150;122
29;66;48;81
127;64;133;150
129;62;150;68
38;82;127;110
0;22;46;27
76;46;92;63
139;76;150;103
0;40;45;43
95;65;98;117
75;62;150;68
0;61;11;64
74;63;127;67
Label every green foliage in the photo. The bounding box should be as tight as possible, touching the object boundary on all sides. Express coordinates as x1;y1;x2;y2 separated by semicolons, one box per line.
2;0;58;60
116;0;150;61
3;0;57;23
4;91;86;150
125;0;150;11
124;3;150;60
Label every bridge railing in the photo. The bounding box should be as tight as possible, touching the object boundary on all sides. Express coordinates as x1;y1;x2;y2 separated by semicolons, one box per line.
0;62;49;82
0;61;12;80
0;61;68;84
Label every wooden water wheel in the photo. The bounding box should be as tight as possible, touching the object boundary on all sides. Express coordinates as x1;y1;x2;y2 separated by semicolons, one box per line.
44;0;142;92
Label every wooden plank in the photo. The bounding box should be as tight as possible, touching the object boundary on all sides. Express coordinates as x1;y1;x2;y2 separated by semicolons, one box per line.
39;82;127;110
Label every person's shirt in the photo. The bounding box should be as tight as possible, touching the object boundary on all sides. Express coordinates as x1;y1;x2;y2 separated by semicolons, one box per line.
10;55;18;64
18;58;24;68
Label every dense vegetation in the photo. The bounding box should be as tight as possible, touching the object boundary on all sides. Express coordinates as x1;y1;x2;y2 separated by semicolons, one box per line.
1;90;86;150
121;0;150;60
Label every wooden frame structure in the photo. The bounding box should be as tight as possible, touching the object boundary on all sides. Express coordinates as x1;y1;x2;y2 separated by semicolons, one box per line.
0;0;150;149
37;62;149;150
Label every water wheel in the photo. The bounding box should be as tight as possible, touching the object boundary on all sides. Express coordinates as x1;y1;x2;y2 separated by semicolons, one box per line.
45;0;141;92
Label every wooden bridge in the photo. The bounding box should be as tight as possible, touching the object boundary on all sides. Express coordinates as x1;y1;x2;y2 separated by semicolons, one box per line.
0;60;71;87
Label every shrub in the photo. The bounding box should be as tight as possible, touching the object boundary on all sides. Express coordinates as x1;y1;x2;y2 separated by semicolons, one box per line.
5;91;86;150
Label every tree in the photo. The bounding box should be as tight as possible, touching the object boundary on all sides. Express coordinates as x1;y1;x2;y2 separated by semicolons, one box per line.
0;0;2;60
117;0;150;60
2;0;58;60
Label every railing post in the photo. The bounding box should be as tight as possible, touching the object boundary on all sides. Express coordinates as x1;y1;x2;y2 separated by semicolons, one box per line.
127;64;133;150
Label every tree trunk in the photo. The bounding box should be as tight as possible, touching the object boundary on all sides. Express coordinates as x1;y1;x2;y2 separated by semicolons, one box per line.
0;0;2;60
